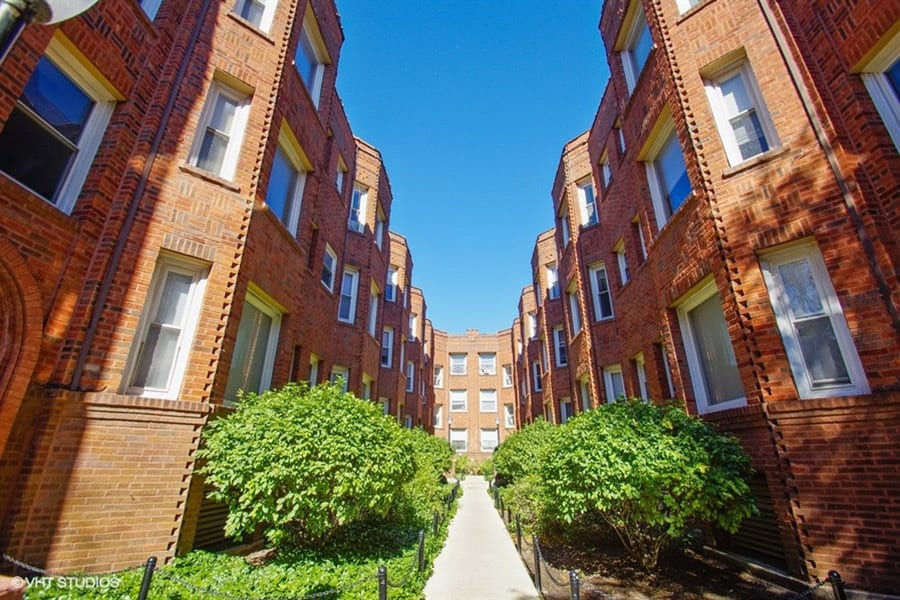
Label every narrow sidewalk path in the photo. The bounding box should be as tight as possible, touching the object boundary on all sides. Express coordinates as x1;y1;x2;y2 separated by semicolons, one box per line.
424;476;540;600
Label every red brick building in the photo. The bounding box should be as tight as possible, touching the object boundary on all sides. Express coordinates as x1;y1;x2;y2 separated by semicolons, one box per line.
0;0;431;573
513;0;899;593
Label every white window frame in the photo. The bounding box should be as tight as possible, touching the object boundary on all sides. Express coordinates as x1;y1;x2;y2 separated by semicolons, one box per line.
480;428;499;452
676;279;747;413
189;79;250;181
308;353;320;386
658;340;675;398
124;254;208;399
760;243;869;399
368;284;380;337
553;326;568;367
233;0;276;32
330;365;349;393
619;2;653;93
295;17;327;108
676;0;703;14
449;428;467;451
704;61;779;166
528;312;538;340
381;327;394;367
502;364;513;388
531;361;542;392
434;405;443;428
559;202;571;247
361;374;373;400
644;118;691;230
0;40;116;214
321;244;337;291
599;153;612;192
559;398;572;424
349;184;367;233
337;267;360;323
603;364;626;402
479;389;498;412
567;283;582;335
860;31;900;152
634;216;648;261
504;404;515;427
579;376;591;412
409;312;418;341
588;262;614;321
434;365;444;387
546;264;560;300
386;267;399;302
634;353;649;400
224;288;282;404
614;240;630;285
576;178;598;227
450;353;467;375
449;389;467;412
478;353;496;375
266;127;309;235
374;208;385;250
406;361;415;392
140;0;163;19
335;156;347;193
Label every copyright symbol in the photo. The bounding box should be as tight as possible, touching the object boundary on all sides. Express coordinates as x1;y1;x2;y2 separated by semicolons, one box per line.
10;577;25;589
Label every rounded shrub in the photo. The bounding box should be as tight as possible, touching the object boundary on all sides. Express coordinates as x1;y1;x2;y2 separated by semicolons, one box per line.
492;418;556;484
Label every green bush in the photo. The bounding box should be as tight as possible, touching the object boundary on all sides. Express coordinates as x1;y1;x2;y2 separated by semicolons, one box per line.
499;474;545;530
394;427;454;521
541;400;756;569
492;418;556;484
197;382;415;548
479;457;495;479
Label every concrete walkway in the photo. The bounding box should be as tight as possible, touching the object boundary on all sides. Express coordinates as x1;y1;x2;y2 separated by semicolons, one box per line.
424;476;540;600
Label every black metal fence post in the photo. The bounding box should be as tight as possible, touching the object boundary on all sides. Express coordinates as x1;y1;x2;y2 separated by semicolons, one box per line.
417;530;426;572
507;507;512;523
432;510;439;535
137;556;156;600
532;534;541;592
378;565;387;600
828;571;847;600
515;514;522;551
569;570;580;600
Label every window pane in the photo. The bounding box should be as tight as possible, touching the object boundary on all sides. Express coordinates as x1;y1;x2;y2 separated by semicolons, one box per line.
778;260;825;318
156;272;193;325
0;107;75;200
658;132;690;214
296;32;318;91
631;20;653;77
266;146;298;224
688;294;743;405
730;109;768;160
22;58;92;144
197;94;238;172
887;57;900;99
237;0;264;26
795;317;850;386
225;301;272;400
132;325;180;389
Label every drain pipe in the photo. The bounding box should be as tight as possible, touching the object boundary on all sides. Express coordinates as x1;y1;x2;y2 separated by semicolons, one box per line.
756;0;900;335
70;0;215;388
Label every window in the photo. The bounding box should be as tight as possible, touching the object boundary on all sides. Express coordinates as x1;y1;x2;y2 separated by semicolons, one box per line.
705;61;778;165
677;280;745;413
860;31;900;151
409;313;418;341
349;184;367;233
644;118;691;229
337;267;359;323
553;326;568;367
534;281;542;307
190;80;250;180
233;0;275;32
528;312;538;339
633;216;648;262
599;153;611;193
478;353;496;375
479;389;498;412
367;286;380;337
559;399;572;424
449;428;467;451
224;289;282;404
330;366;349;393
620;2;653;93
450;389;467;412
380;398;390;415
480;428;499;452
361;375;372;400
385;267;399;302
140;0;163;19
559;202;571;246
266;128;308;235
295;17;327;107
502;364;513;388
406;361;415;392
577;178;598;227
578;376;591;411
374;209;385;250
0;44;116;213
546;264;560;300
615;240;630;285
434;365;444;387
434;405;443;428
126;255;208;398
617;123;626;155
588;263;614;320
381;327;394;367
321;244;337;291
603;365;626;402
567;283;582;335
634;353;649;400
504;404;515;428
531;361;542;392
308;353;320;385
760;243;869;398
335;157;347;193
450;353;467;375
656;340;675;398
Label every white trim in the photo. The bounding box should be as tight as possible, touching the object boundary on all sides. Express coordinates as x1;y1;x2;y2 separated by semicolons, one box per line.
330;365;349;393
760;242;869;399
337;267;360;323
553;326;568;367
614;239;629;285
589;262;614;321
860;32;900;152
190;80;250;181
233;0;276;33
349;184;368;233
479;389;498;412
603;364;625;402
567;282;582;334
434;365;444;387
531;361;543;392
480;428;499;452
576;178;598;227
502;364;513;388
634;353;649;400
434;405;443;428
367;285;379;336
449;428;467;451
676;279;746;413
449;389;468;412
295;17;328;108
620;3;652;93
224;287;282;404
267;128;308;235
321;244;337;291
381;327;394;367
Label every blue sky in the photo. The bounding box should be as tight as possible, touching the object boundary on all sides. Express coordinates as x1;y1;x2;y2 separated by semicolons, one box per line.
336;1;610;334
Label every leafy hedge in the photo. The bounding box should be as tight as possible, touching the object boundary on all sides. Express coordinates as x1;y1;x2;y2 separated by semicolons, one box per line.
492;418;556;484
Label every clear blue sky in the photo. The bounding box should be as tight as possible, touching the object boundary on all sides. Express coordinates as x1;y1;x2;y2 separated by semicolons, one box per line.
336;1;610;334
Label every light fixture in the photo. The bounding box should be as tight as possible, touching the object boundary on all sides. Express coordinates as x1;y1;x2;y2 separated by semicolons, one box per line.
0;0;98;65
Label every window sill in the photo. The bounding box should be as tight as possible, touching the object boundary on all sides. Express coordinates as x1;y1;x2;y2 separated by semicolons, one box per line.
179;163;241;192
721;145;790;178
227;12;277;44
